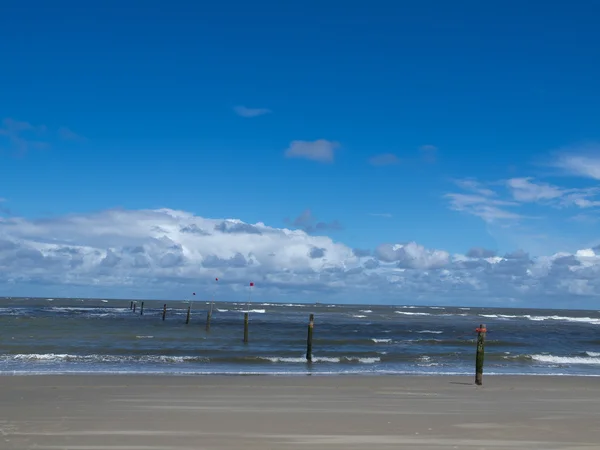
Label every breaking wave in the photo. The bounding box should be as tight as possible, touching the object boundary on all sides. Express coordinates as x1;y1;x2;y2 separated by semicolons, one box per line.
258;356;381;364
395;311;431;316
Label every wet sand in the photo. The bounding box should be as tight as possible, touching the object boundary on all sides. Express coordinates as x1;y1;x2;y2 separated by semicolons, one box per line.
1;375;600;449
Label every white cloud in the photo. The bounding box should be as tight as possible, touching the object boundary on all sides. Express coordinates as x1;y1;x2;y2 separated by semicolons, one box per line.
506;177;564;202
2;207;600;305
553;148;600;180
368;153;400;166
233;106;272;118
445;193;521;223
506;177;600;208
453;179;497;197
284;139;339;163
446;176;600;225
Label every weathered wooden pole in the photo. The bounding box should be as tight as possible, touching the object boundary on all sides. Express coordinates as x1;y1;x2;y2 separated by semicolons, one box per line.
140;302;144;316
243;312;249;343
162;304;167;321
185;305;191;324
306;314;314;363
475;323;486;386
206;307;212;331
133;303;136;313
130;301;133;310
208;278;217;331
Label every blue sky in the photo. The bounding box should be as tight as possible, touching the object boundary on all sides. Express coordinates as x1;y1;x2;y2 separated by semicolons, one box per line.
1;1;600;307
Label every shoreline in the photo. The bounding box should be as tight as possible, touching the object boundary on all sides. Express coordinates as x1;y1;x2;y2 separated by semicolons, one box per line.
2;375;600;449
2;371;600;377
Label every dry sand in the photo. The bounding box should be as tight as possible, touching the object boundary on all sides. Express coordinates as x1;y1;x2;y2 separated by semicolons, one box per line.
1;375;600;449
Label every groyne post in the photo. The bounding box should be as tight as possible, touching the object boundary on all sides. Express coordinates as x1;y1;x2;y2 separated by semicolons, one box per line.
130;301;133;310
206;306;212;331
133;302;136;313
306;314;314;363
162;304;167;321
185;305;191;324
475;323;486;386
243;312;249;343
140;302;144;316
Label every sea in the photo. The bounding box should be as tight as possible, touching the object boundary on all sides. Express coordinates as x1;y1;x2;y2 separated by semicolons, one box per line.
2;297;600;377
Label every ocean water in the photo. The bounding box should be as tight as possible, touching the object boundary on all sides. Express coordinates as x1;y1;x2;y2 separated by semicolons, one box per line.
2;297;600;376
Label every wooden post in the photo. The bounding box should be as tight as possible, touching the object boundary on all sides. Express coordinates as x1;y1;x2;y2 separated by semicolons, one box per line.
162;304;167;321
133;303;136;313
140;302;144;316
475;323;486;386
206;310;212;331
243;312;249;343
130;301;133;310
185;305;191;324
306;314;314;363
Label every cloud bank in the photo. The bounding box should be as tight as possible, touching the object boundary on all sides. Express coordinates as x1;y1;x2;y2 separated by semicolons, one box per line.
1;207;599;306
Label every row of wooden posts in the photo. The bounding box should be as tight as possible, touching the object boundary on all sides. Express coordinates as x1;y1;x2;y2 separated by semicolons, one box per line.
128;301;487;385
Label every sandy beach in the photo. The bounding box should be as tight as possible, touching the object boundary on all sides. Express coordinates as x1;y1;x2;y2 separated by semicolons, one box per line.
1;375;599;449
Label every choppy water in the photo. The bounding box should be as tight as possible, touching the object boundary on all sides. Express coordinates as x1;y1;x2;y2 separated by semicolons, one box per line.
2;297;600;376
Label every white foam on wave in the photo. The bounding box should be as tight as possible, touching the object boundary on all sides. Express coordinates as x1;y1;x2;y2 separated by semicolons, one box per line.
525;315;600;325
235;309;266;314
360;310;373;313
48;306;128;314
531;354;600;365
459;307;470;310
417;355;438;367
352;357;380;364
259;356;381;364
371;338;392;343
216;309;228;312
101;300;108;303
478;313;600;325
416;330;443;334
260;303;303;307
395;311;430;316
480;314;520;319
261;356;309;363
586;351;600;357
429;307;445;310
352;314;367;318
1;354;209;363
136;336;154;339
0;308;25;316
